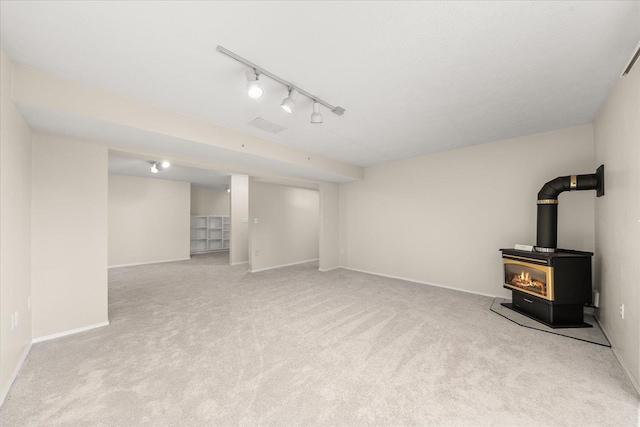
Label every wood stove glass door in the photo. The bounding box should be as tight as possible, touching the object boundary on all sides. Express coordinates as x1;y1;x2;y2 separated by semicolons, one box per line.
503;260;553;301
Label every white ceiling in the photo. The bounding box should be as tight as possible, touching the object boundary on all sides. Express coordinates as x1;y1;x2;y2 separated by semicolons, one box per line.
108;153;230;190
1;1;638;171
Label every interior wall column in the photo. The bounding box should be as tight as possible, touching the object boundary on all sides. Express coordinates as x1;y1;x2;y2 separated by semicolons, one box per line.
229;175;249;265
319;182;340;271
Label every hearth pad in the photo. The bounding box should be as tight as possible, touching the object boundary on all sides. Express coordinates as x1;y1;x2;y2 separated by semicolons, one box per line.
490;298;610;347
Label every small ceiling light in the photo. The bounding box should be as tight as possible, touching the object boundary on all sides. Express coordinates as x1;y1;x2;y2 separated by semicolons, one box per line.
149;160;169;173
246;69;263;99
225;185;231;193
280;88;299;114
310;101;323;124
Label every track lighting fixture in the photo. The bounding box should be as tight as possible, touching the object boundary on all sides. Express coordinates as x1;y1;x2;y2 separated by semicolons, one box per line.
310;101;323;124
149;161;170;174
280;88;298;114
217;46;345;124
246;69;263;99
225;185;230;193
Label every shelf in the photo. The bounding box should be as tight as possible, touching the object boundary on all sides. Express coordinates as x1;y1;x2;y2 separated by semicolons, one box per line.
190;217;207;228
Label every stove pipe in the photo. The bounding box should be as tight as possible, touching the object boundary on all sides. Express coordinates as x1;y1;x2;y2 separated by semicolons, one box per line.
535;165;604;253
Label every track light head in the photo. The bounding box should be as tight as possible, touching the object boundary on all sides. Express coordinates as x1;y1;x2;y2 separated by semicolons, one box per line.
161;161;170;168
311;101;323;124
281;88;299;113
150;162;159;173
246;69;263;99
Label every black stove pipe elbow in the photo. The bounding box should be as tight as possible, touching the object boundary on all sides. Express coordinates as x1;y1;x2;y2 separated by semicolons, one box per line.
535;166;604;252
537;174;599;200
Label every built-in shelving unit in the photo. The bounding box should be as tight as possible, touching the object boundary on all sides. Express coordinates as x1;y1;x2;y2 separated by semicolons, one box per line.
190;215;230;254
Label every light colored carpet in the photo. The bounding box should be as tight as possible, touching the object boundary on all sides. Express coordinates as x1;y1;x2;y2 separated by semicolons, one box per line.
1;252;638;426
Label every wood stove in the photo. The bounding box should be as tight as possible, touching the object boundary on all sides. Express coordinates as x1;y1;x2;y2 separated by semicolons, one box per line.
499;166;604;328
500;248;593;328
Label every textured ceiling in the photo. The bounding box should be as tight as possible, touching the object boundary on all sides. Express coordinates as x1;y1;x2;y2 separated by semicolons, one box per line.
1;1;639;169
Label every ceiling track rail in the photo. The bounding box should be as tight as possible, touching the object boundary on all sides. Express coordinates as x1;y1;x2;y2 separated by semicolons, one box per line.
216;46;345;116
622;42;640;76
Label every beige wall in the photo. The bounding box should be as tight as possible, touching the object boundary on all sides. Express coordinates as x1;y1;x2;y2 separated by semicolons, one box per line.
249;181;319;272
230;175;249;265
109;175;190;267
319;183;340;271
340;125;595;297
190;186;230;216
594;62;640;387
31;134;108;339
0;46;33;401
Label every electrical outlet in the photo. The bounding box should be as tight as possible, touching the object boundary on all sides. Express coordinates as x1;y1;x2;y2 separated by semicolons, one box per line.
620;304;625;319
14;310;19;327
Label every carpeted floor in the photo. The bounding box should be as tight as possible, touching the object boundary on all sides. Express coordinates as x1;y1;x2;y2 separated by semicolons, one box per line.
1;252;638;426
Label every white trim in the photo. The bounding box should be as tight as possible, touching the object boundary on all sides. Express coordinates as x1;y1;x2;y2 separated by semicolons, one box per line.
249;258;319;273
229;261;249;266
595;316;640;396
108;258;190;268
338;266;502;299
319;266;339;272
32;321;110;343
0;341;32;407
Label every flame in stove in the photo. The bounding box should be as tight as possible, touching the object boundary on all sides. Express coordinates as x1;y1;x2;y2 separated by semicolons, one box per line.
510;269;546;296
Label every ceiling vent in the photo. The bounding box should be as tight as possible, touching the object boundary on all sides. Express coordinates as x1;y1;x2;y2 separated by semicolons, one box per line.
622;43;640;77
248;117;286;134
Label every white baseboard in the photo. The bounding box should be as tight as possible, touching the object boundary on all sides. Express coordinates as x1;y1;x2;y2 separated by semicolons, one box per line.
594;316;640;397
108;258;191;268
338;266;502;299
319;266;339;272
0;341;32;407
229;261;249;266
250;258;319;273
32;321;110;343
